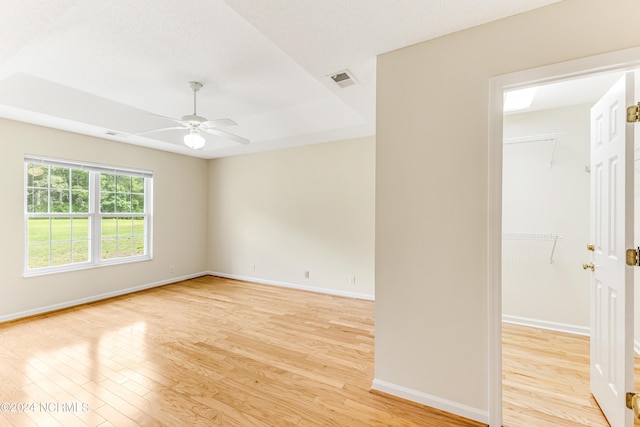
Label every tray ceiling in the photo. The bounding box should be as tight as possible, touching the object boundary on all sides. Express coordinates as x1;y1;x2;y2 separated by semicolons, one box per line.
0;0;560;158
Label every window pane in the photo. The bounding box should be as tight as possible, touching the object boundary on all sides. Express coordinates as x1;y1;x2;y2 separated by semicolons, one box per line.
26;189;35;213
117;237;133;257
72;190;89;213
133;236;145;256
132;217;145;235
72;217;89;240
100;192;115;213
102;238;117;260
50;241;71;265
72;240;89;263
28;218;50;243
50;190;70;213
100;173;116;192
28;243;50;269
30;189;49;213
51;218;71;241
132;194;144;213
115;192;131;213
101;217;116;238
50;167;70;189
117;217;132;237
117;175;131;193
131;177;144;194
27;164;48;188
71;170;89;190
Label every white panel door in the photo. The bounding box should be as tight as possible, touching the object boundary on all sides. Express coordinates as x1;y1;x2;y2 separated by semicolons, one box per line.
590;73;635;427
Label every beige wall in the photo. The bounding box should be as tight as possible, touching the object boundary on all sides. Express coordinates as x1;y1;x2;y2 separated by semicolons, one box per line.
0;118;209;319
208;136;375;297
1;119;374;318
375;0;640;421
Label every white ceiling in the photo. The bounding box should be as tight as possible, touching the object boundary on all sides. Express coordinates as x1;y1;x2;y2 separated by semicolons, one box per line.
506;72;626;114
0;0;561;159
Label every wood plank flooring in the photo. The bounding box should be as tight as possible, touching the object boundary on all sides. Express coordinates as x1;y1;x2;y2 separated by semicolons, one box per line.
0;275;482;427
503;322;640;426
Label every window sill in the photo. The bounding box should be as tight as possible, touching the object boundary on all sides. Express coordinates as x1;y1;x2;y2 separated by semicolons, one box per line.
23;255;153;278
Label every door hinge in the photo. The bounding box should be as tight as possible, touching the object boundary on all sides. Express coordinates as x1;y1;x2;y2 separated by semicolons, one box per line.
627;392;640;421
627;103;640;123
626;247;640;266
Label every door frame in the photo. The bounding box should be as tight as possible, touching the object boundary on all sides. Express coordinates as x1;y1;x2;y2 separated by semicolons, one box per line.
488;47;640;427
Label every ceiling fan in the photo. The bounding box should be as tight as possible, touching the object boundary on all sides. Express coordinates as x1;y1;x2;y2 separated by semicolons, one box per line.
137;81;249;149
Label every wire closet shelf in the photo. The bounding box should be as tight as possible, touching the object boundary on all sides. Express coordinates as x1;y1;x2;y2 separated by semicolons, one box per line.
502;233;564;264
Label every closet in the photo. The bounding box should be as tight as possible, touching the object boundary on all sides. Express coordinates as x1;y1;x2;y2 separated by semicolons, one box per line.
502;105;591;333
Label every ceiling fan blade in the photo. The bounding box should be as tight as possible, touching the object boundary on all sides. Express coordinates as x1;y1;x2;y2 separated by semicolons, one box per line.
143;113;188;127
136;126;188;136
201;118;237;128
202;128;250;145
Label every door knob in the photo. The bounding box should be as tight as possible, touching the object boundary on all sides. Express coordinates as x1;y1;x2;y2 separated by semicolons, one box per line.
582;263;595;272
587;244;595;252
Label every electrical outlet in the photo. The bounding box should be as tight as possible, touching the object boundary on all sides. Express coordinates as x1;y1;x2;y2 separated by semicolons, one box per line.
304;270;310;279
349;276;356;286
169;265;174;273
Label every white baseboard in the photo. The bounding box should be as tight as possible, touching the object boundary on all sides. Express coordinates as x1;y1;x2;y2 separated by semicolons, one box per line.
207;271;375;301
502;314;590;336
504;315;640;357
371;378;488;424
0;271;208;323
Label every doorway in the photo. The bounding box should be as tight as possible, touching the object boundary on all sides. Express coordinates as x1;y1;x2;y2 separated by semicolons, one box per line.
501;72;624;426
488;48;640;427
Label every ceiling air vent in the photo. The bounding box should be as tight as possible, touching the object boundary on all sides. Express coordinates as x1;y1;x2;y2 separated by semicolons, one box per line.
329;70;357;88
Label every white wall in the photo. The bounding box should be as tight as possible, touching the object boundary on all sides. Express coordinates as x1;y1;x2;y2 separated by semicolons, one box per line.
0;118;209;320
208;136;375;297
375;0;640;422
502;104;590;330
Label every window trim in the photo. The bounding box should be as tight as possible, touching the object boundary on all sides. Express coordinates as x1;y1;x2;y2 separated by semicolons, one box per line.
24;155;153;277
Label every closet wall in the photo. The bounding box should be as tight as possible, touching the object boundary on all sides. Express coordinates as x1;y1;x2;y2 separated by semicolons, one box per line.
503;103;591;331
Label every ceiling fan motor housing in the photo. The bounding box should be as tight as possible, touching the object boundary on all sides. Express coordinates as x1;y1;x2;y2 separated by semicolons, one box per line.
181;114;207;123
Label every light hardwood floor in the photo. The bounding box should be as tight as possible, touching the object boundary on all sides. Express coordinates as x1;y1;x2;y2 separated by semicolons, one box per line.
0;276;483;427
503;322;640;426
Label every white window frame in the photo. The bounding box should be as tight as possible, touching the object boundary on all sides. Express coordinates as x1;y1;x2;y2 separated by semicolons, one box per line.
24;155;153;276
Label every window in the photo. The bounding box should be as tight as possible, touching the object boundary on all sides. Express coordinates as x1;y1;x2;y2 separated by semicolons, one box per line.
24;156;153;275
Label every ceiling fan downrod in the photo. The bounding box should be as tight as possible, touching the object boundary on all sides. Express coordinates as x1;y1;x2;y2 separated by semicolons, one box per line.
189;81;203;115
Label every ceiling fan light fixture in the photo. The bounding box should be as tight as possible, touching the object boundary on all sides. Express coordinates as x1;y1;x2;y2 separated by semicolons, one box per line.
137;81;248;146
184;128;205;149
